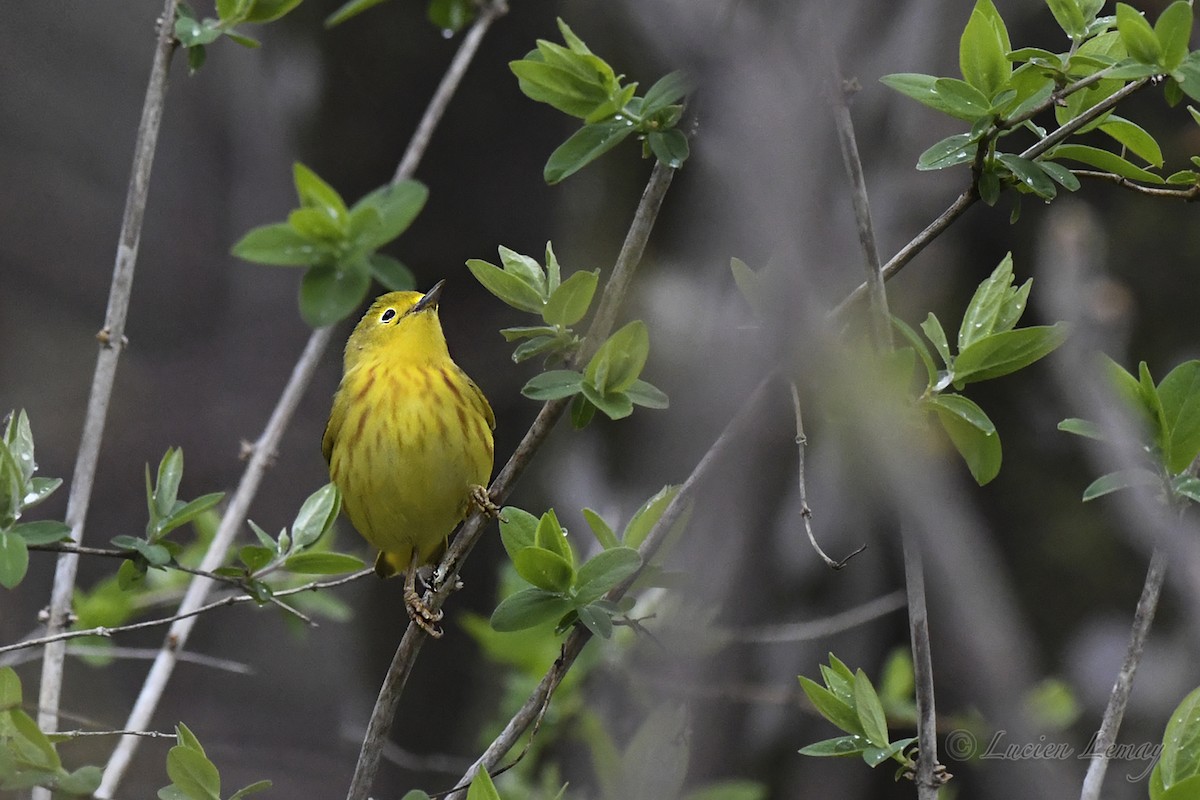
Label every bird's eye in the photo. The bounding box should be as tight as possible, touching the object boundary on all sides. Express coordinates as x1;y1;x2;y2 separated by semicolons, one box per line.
380;309;397;323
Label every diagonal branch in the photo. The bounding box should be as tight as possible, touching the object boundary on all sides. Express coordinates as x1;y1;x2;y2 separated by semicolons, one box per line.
36;0;182;761
345;159;677;800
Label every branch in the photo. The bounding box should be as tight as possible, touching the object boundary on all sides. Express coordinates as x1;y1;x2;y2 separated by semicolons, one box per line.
1074;169;1200;200
444;374;776;800
731;590;906;643
902;526;946;798
346;159;678;800
1079;547;1167;800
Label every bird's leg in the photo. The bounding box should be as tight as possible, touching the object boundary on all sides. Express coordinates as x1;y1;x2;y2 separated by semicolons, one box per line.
403;551;443;638
469;484;502;519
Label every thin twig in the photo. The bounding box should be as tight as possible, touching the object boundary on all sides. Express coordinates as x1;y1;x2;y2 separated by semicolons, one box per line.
36;0;182;757
790;381;865;569
732;589;906;643
347;159;678;800
1079;547;1168;800
1;643;253;674
30;542;264;588
1074;169;1200;200
55;728;178;740
444;374;776;799
903;526;945;798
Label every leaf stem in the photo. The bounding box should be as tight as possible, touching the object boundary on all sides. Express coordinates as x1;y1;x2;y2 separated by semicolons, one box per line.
34;0;181;767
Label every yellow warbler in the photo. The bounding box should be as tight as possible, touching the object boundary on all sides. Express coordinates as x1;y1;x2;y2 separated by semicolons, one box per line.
323;280;495;636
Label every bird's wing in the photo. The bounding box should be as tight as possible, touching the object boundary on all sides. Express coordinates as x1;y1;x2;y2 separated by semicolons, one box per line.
463;371;496;431
322;389;345;464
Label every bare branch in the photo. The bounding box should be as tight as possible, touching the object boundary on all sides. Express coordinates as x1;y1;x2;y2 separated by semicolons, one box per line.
1079;547;1168;800
36;0;182;761
1074;170;1200;200
903;527;946;798
732;590;907;643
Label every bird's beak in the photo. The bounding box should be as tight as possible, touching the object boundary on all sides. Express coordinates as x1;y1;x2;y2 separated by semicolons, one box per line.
412;279;445;313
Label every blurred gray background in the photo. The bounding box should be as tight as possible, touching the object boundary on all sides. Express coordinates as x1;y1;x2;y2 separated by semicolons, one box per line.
3;0;1200;798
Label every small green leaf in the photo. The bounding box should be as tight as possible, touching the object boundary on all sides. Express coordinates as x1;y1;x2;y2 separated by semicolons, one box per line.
933;401;1003;485
575;547;641;603
576;603;614;638
238;545;274;573
623;485;681;549
299;261;372;328
581;382;635;420
798;735;868;757
1046;0;1087;39
1161;686;1200;791
165;744;221;800
0;531;30;589
1116;3;1163;65
350;180;429;251
925;394;996;434
1156;1;1193;73
243;0;302;22
570;393;597;429
959;0;1012;97
466;258;545;314
642;70;691;114
324;0;388;27
227;780;274;800
863;738;917;768
880;73;989;121
1038;161;1081;191
1082;468;1160;501
522;370;584;400
582;508;620;550
158;492;225;537
543;270;599;326
231;223;325;266
534;509;571;561
799;676;863;735
466;766;503;800
586;320;650;394
10;520;72;545
427;0;476;33
499;507;539;561
21;476;63;511
1058;417;1105;440
916;133;978;171
997;154;1057;199
291;482;341;550
490;587;573;631
154;448;184;521
953;324;1070;386
510;59;613;119
921;313;952;368
544;121;633;184
282;552;365;574
959;253;1015;350
293;163;348;223
1156;360;1200;473
513;547;575;593
1098;115;1165;167
853;670;890;748
625;379;669;410
647;128;690;168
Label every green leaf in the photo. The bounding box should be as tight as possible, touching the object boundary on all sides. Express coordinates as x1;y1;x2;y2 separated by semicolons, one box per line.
175;16;223;47
11;706;61;769
232;223;325;266
243;0;301;22
953;324;1070;386
1160;686;1200;789
282;552;365;574
1038;160;1081;191
227;780;274;800
0;665;21;706
0;445;21;528
299;261;372;328
522;370;584;400
879;74;989;121
239;545;274;573
960;0;1012;97
291;483;341;550
582;508;620;550
350;180;429;251
570;393;596;428
997;153;1058;199
368;254;415;292
1116;3;1163;65
921;313;952;368
4;410;35;484
534;509;571;561
799;676;863;735
863;738;918;768
1098;115;1165;167
1174;476;1200;503
853;669;890;748
491;587;573;631
11;520;72;545
323;0;388;27
0;531;29;589
499;507;538;561
466;258;545;314
511;335;562;364
543;270;599;326
575;547;641;603
959;253;1016;350
625;379;670;409
1082;468;1160;501
1156;1;1193;73
916;132;979;171
544;120;633;184
925;394;996;434
798;735;868;757
623;485;681;549
159;492;225;537
1058;417;1105;440
575;602;614;638
427;0;476;33
647;128;690;168
1156;360;1200;473
21;476;63;511
165;744;221;800
154;448;184;521
513;546;574;593
890;317;937;386
1046;0;1087;39
293;163;347;220
642;70;691;114
586;320;650;395
466;766;502;800
510;59;613;119
932;401;1003;485
581;381;635;420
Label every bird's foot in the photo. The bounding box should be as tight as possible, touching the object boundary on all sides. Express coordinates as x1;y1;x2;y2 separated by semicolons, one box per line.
469;484;503;520
403;585;444;638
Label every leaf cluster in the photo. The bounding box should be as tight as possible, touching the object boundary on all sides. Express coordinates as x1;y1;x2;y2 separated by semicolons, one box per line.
0;668;101;796
797;654;917;775
232;164;427;327
1060;359;1200;504
159;722;271;800
174;0;303;73
883;0;1200;214
892;253;1068;485
510;19;692;183
0;410;71;589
